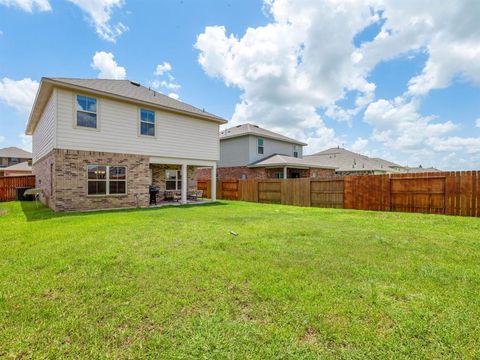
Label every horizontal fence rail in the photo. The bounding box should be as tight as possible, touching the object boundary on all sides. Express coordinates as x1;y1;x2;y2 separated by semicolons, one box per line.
198;171;480;217
0;175;36;202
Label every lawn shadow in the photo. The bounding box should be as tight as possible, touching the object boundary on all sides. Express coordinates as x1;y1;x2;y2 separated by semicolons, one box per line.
20;200;229;222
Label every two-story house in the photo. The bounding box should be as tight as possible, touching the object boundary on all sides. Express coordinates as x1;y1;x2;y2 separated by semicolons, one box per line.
0;147;32;176
26;78;227;212
197;123;336;180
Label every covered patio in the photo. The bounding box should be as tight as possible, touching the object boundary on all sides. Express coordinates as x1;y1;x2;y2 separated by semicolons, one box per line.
149;156;217;205
248;154;337;179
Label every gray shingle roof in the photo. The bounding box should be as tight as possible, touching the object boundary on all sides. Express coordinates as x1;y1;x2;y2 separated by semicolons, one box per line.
220;123;307;146
248;154;336;169
3;161;32;171
0;147;32;158
48;78;227;123
304;148;404;173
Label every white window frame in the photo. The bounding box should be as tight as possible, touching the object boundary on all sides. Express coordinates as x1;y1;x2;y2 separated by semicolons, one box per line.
87;165;127;196
139;108;156;137
75;95;98;129
257;138;264;155
273;172;284;179
293;145;300;158
165;169;182;191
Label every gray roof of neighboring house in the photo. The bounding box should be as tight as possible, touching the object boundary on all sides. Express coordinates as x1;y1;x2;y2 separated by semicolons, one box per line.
0;147;32;159
404;166;441;173
248;154;337;169
27;77;227;134
220;123;307;146
3;161;32;171
304;147;405;173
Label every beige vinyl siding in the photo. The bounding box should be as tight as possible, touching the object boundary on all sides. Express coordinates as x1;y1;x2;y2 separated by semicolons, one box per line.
55;89;220;161
32;90;56;163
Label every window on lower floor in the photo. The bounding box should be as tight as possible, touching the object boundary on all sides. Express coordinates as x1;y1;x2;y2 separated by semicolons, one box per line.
273;172;284;179
87;165;127;195
165;169;182;190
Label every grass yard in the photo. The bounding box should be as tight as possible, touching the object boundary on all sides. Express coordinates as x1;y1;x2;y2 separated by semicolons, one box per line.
1;201;480;359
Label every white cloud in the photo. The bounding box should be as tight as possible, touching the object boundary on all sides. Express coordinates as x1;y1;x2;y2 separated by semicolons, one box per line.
151;62;180;100
154;62;172;76
195;0;480;167
0;30;4;36
195;0;378;150
476;118;480;128
0;77;39;114
91;51;126;80
67;0;127;42
160;80;180;91
0;0;51;12
18;133;32;152
363;97;480;168
351;137;369;153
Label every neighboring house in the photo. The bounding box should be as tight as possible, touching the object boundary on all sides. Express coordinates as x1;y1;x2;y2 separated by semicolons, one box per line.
26;77;227;212
197;123;336;180
0;161;32;177
304;147;440;175
0;147;32;169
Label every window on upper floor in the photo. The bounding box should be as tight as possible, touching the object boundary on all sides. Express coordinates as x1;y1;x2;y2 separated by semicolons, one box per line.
140;109;155;136
10;157;20;165
257;138;264;155
76;95;97;129
293;145;300;158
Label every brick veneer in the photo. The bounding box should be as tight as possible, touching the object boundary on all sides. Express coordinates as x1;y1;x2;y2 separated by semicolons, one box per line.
33;149;150;212
150;164;196;194
196;166;336;180
33;151;55;209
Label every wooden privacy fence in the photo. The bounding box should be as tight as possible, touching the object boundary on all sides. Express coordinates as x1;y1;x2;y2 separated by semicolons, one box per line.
198;171;480;217
0;175;36;202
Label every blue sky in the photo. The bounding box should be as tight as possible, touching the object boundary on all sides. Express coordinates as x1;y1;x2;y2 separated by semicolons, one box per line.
0;0;479;169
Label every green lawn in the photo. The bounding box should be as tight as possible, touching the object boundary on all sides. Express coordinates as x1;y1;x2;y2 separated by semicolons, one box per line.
1;201;480;359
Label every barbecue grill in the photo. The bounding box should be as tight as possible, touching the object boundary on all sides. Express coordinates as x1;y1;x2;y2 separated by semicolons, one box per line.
149;185;159;205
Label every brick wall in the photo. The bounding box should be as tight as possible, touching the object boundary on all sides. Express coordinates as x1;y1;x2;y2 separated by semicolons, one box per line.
32;151;55;210
34;149;150;212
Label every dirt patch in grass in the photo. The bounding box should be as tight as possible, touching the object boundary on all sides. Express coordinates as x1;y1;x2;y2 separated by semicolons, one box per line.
0;209;7;216
300;327;318;345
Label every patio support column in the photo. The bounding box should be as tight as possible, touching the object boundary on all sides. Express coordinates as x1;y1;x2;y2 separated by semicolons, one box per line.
283;166;288;179
211;164;217;201
181;164;187;204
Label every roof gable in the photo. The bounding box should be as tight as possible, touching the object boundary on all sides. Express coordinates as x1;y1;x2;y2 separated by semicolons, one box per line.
220;123;307;146
26;77;227;134
0;147;32;158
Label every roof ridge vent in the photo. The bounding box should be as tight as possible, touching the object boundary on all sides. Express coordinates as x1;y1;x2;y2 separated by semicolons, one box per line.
130;81;141;87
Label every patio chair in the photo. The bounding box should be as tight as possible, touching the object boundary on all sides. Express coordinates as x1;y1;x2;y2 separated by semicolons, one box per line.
173;191;182;202
164;190;175;201
187;190;196;201
195;190;204;200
